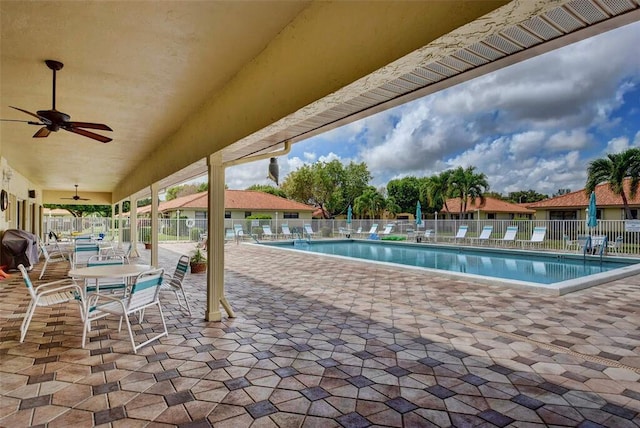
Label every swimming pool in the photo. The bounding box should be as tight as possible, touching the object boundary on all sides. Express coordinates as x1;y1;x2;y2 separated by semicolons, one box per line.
260;240;640;295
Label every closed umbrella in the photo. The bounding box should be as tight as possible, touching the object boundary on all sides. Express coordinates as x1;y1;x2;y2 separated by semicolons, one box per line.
416;201;422;227
347;205;352;225
587;191;598;252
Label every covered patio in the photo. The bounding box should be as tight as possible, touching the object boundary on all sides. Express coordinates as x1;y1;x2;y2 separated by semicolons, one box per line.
1;243;638;426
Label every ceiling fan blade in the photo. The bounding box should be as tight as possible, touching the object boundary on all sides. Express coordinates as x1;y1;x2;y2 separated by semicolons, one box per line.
64;127;112;143
33;127;51;138
9;106;49;123
66;121;113;131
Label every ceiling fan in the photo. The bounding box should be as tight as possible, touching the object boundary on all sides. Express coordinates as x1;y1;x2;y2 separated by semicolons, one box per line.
1;59;113;143
62;185;90;201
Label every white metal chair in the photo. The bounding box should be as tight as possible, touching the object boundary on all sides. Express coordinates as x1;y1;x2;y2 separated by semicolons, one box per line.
82;268;167;354
608;236;624;254
71;244;100;269
84;255;127;295
18;264;84;342
38;239;69;279
106;242;133;263
161;254;191;316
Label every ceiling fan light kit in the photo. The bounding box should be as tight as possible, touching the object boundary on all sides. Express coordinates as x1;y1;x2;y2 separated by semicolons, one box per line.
2;59;113;143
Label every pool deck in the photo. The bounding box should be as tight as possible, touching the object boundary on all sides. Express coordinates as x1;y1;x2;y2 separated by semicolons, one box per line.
1;242;639;427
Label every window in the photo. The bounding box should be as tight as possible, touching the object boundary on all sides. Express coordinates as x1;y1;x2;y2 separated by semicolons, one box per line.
283;212;299;219
629;209;638;220
224;211;231;219
550;210;577;220
487;213;496;219
244;211;252;218
195;211;207;219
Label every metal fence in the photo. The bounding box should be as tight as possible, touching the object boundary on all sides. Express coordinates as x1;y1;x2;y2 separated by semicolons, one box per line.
43;216;640;256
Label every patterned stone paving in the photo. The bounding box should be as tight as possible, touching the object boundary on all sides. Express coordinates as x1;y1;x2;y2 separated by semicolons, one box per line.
0;241;639;427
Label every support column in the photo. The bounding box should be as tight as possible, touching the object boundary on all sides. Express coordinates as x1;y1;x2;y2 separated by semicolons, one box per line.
129;197;141;258
206;152;235;321
117;201;123;249
111;204;116;241
151;183;159;267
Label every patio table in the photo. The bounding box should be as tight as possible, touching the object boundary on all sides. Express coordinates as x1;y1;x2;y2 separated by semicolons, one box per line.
69;264;153;301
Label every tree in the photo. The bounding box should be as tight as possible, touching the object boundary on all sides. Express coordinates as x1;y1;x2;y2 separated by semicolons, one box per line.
449;166;489;218
507;190;548;204
553;188;571;197
246;184;287;198
387;176;421;213
353;187;385;219
165;184;202;201
586;148;640;219
282;160;371;218
44;204;111;218
421;170;453;214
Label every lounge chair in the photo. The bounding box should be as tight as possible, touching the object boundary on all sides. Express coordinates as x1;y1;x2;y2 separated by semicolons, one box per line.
225;228;236;243
18;264;84;342
493;226;518;246
365;224;378;238
354;226;362;237
379;224;394;236
608;236;623;254
444;225;468;243
304;224;316;239
417;229;434;243
338;227;352;238
262;225;275;240
280;224;292;239
468;225;493;246
233;224;246;242
518;226;546;248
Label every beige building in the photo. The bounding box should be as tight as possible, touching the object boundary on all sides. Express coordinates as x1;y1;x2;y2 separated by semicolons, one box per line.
439;197;534;220
526;179;640;220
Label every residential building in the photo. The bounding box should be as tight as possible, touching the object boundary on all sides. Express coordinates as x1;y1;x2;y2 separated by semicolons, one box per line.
439;197;534;220
526;179;640;220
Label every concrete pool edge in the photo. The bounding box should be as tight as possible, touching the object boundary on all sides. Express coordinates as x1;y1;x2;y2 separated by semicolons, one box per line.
255;239;640;295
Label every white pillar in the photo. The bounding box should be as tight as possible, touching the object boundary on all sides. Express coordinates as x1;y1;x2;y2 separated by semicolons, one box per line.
151;183;159;268
130;198;140;258
117;201;123;249
207;152;235;321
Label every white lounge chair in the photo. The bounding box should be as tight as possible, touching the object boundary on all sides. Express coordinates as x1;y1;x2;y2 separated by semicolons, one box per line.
364;224;378;238
262;225;275;240
379;224;394;236
518;226;546;248
469;225;493;245
280;224;292;239
494;226;518;246
234;224;246;242
304;224;316;239
444;225;468;243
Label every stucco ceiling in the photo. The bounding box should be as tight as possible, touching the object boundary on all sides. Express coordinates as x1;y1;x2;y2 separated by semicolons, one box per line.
1;0;638;204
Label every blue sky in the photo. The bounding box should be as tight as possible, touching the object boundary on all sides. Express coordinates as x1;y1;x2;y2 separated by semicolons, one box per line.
226;22;640;197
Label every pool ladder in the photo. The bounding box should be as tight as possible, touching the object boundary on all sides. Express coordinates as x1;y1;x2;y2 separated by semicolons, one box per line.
583;235;607;262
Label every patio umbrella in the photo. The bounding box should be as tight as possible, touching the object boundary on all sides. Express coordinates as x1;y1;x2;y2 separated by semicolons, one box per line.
347;205;352;225
587;191;598;231
415;201;422;227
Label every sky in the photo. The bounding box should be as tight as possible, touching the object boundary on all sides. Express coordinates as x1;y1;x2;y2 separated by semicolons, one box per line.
225;22;640;197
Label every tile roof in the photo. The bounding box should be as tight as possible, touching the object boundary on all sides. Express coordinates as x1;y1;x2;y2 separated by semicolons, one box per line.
526;179;640;208
138;190;315;214
441;197;534;214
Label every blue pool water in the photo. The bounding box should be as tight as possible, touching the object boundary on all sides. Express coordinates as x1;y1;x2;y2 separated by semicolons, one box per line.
261;240;639;290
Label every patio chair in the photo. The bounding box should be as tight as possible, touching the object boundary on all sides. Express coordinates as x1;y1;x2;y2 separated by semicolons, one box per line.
304;224;316;239
444;225;468;243
233;224;246;242
423;229;435;241
468;225;493;246
225;228;236;243
262;225;275;240
379;224;394;236
106;242;133;264
281;224;292;239
518;226;546;248
71;244;100;269
82;268;167;354
38;239;69;279
161;254;191;316
493;226;518;246
18;264;84;342
354;226;363;237
608;235;623;254
84;255;127;295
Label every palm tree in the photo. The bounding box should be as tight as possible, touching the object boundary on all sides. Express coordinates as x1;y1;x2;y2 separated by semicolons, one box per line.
353;187;385;219
586;148;640;219
449;166;489;218
422;170;453;214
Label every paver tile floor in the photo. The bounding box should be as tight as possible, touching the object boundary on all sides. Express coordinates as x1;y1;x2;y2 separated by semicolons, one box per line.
0;241;639;427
